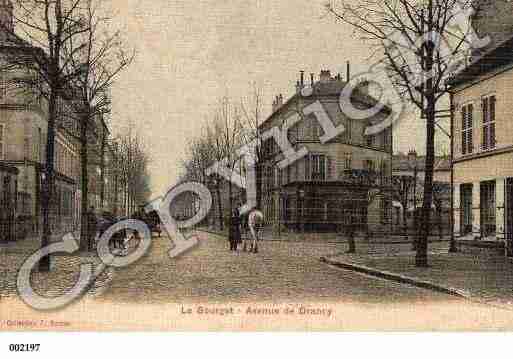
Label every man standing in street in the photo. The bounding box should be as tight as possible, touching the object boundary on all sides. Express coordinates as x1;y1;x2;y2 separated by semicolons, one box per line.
229;208;241;251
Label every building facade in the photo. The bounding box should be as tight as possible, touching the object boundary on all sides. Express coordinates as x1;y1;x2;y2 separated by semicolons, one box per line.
0;0;123;240
258;70;393;233
450;34;513;253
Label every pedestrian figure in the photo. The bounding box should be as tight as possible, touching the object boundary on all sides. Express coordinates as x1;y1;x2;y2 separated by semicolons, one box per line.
345;207;357;254
86;206;98;252
247;209;263;253
229;208;241;251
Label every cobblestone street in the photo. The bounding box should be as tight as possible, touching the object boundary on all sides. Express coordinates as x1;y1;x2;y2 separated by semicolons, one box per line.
98;231;459;304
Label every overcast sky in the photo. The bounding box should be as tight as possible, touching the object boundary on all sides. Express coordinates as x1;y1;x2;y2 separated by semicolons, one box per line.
110;0;448;198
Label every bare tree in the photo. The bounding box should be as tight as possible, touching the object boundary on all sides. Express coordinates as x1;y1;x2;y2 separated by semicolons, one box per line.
1;0;92;271
326;0;484;266
239;84;264;210
209;97;244;226
113;125;150;217
61;0;134;249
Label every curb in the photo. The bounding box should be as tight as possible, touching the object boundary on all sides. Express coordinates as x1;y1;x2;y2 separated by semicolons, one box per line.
320;256;471;299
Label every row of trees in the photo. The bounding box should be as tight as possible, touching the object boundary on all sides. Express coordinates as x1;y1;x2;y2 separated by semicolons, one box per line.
112;125;151;218
180;87;264;231
0;0;137;270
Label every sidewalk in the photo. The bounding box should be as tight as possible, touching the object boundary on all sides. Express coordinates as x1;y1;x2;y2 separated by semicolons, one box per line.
0;236;114;299
322;243;513;309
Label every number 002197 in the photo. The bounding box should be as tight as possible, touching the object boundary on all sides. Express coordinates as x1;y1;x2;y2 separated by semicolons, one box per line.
9;344;40;352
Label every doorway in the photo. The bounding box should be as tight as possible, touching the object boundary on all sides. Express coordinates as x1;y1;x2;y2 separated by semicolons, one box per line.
460;184;473;235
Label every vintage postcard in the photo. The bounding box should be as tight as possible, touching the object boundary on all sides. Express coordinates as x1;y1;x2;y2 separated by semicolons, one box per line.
2;0;513;336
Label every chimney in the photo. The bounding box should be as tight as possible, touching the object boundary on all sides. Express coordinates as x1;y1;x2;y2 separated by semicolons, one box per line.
319;70;332;84
300;70;305;87
278;94;283;106
346;61;350;82
310;73;314;86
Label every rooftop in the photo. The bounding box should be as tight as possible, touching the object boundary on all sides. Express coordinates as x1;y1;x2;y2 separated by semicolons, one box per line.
448;34;513;88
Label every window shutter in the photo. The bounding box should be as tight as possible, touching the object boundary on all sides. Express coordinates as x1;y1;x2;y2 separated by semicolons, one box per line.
483;125;489;150
490;96;496;148
482;97;488;123
461;106;467;130
468;104;473;129
326;156;332;179
490;96;496;122
305;155;310;180
468;104;473;153
0;124;3;160
490;122;496;148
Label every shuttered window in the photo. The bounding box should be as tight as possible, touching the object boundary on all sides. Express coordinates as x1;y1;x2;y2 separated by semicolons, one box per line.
0;124;4;160
482;95;496;150
311;154;326;180
461;103;473;155
0;73;6;99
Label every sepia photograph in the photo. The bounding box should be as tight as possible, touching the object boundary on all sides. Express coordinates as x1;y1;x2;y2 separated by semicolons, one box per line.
2;0;513;338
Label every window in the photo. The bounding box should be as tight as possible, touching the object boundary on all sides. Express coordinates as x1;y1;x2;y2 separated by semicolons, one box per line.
480;181;496;236
383;128;391;150
344;153;352;170
310;154;326;180
460;184;473;234
365;159;375;172
0;73;6;99
0;124;4;160
366;134;374;147
461;103;473;155
314;123;323;140
482;95;496;150
37;128;42;162
23;125;30;161
61;188;73;217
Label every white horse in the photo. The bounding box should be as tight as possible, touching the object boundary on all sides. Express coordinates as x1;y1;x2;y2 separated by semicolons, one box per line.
243;209;264;253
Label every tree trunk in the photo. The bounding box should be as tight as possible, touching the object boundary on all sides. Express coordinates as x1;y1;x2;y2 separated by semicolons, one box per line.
39;84;58;272
417;86;435;268
100;132;106;209
79;117;89;251
228;180;233;217
216;184;223;231
416;2;436;268
256;162;262;210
